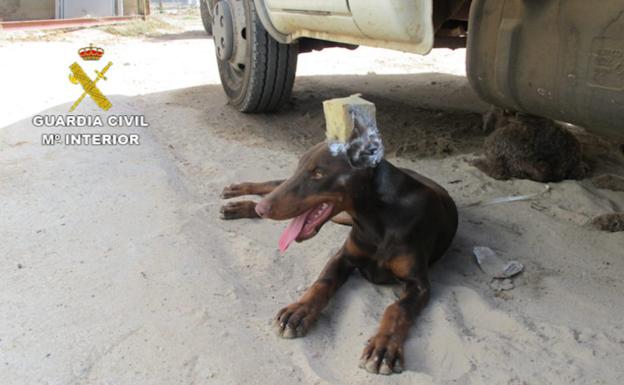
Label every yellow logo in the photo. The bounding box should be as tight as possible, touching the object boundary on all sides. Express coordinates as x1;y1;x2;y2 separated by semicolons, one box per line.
68;44;113;112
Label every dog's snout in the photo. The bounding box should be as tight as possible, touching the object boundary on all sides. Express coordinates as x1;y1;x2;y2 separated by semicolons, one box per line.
255;200;272;218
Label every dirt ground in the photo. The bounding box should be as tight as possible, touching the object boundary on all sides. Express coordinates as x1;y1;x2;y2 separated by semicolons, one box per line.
1;11;624;385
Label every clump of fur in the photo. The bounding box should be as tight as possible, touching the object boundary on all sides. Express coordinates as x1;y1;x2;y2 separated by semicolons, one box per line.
591;213;624;232
328;105;384;169
472;110;588;182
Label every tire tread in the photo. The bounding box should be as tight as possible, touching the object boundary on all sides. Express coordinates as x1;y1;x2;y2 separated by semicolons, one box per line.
220;0;297;113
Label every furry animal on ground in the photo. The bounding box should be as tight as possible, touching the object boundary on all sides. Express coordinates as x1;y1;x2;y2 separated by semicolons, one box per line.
472;109;588;182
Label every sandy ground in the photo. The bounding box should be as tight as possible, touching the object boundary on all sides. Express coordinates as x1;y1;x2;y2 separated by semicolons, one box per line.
1;12;624;385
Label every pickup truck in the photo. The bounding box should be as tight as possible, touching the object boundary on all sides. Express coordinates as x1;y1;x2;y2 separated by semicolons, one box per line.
200;0;624;136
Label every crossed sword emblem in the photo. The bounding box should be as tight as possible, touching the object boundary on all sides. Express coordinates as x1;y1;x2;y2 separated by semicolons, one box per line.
68;61;113;112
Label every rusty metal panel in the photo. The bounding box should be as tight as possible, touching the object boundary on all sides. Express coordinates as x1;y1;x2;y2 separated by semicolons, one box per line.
467;0;624;136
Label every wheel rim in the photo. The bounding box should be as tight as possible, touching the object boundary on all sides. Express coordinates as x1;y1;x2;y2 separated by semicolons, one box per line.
213;0;249;90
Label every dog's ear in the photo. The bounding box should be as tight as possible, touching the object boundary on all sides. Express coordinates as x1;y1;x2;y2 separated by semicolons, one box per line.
346;106;384;168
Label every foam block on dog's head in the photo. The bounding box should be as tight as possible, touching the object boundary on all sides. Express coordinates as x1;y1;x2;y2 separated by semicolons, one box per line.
323;94;376;143
323;94;383;168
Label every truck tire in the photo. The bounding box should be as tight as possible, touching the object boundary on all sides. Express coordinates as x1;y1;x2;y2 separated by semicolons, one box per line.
214;0;297;112
200;0;212;35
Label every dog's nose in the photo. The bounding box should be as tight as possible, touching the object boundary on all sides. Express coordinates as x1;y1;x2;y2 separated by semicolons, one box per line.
255;200;272;218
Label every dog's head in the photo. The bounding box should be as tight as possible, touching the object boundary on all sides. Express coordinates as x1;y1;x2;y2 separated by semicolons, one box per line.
256;107;383;251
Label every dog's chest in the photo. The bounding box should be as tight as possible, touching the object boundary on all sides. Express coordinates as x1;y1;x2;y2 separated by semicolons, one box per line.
346;242;406;284
347;255;398;284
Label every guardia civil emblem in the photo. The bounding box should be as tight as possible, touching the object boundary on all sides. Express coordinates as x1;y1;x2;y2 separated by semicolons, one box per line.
68;44;113;112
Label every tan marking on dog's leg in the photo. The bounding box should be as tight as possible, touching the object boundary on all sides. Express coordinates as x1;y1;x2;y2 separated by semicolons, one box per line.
221;180;285;199
219;200;259;220
275;242;356;338
360;271;429;375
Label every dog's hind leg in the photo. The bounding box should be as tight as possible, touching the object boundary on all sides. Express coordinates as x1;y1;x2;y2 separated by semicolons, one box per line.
274;246;355;338
221;180;285;199
220;200;260;220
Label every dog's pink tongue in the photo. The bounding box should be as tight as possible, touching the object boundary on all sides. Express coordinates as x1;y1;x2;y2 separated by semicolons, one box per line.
278;210;310;253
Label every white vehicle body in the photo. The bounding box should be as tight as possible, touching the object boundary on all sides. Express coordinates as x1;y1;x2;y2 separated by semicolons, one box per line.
255;0;435;54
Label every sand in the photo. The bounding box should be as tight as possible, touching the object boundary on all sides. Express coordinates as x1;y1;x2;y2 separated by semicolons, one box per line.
1;12;623;385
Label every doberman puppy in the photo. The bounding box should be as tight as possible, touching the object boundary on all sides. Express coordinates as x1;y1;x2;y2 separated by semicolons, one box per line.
220;109;458;375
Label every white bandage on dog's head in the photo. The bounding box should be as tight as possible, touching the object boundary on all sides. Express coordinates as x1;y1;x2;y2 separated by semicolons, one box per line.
328;105;384;168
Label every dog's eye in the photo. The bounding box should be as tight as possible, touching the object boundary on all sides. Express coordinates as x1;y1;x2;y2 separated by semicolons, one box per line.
311;168;324;180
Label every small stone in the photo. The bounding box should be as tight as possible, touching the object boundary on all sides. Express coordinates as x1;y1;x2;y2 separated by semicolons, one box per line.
489;279;515;292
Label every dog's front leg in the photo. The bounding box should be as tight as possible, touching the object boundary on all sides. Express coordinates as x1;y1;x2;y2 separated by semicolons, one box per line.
221;180;285;199
360;271;430;375
220;200;260;219
220;180;285;220
274;249;354;338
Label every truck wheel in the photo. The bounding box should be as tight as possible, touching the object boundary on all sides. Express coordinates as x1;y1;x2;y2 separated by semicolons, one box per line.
200;0;212;35
212;0;297;112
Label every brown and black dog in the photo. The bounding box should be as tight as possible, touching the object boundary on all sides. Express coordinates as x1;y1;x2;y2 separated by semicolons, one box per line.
220;108;458;375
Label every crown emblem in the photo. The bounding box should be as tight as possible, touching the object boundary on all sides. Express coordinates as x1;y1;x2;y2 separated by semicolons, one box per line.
78;44;104;61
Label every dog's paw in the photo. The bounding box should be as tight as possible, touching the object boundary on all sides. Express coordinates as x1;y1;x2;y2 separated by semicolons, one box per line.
219;201;257;220
221;183;248;199
359;333;404;375
273;302;318;339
